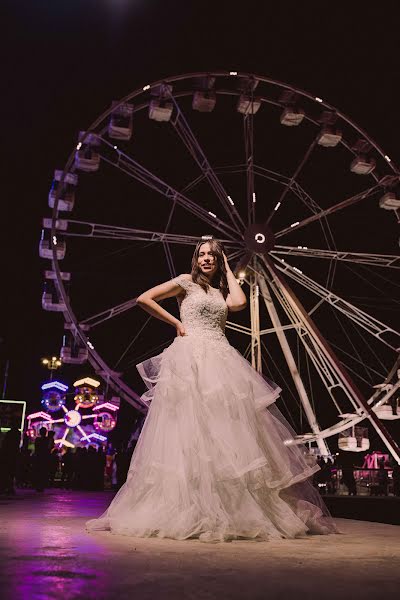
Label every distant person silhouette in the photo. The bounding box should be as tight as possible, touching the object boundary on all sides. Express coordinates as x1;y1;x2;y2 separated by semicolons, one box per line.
33;427;50;492
61;448;74;489
0;420;21;494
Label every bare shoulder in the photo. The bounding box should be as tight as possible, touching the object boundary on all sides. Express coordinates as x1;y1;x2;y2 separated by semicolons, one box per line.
171;273;194;294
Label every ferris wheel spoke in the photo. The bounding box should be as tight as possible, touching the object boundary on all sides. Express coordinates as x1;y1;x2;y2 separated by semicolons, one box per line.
124;338;175;371
114;315;152;370
98;139;239;240
54;427;70;446
180;164;248;194
274;180;394;239
59;219;238;246
81;298;139;328
76;424;91;442
266;139;318;226
163;239;177;278
271;245;400;268
328;336;387;381
168;95;246;233
226;248;246;262
243;112;256;224
270;253;400;350
254;164;321;215
162;200;177;279
61;427;70;442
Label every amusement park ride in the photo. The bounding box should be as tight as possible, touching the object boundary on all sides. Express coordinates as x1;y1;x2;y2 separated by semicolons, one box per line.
39;72;400;461
27;377;119;448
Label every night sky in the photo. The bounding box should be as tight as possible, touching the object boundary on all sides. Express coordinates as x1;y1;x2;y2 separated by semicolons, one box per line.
2;1;399;447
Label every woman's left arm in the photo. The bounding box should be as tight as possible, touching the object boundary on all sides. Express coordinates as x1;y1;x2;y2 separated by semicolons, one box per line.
223;253;247;312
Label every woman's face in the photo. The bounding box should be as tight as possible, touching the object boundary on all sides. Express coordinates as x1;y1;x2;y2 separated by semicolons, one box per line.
197;242;218;278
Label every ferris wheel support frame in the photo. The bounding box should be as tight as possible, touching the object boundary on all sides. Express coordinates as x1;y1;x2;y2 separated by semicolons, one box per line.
45;71;400;450
256;270;330;456
249;272;262;372
262;255;400;464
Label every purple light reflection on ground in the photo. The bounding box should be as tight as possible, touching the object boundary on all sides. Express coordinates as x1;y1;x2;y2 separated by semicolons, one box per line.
2;489;400;600
1;490;114;600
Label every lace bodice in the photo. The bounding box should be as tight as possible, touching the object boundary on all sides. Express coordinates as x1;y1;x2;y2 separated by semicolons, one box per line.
172;274;228;342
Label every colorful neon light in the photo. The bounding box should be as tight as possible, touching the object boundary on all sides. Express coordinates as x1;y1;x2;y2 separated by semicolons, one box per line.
41;381;69;392
27;411;52;421
93;402;119;412
54;438;75;448
73;377;100;388
81;432;107;442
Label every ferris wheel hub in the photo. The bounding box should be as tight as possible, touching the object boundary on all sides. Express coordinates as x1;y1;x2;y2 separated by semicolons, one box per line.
244;223;275;253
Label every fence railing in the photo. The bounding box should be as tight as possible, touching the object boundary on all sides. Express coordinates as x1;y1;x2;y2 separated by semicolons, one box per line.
315;467;396;496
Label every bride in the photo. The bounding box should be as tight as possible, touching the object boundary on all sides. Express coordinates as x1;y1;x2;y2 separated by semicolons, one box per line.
86;237;337;542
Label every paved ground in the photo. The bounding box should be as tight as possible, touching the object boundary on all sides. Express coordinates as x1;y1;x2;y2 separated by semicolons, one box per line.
0;490;399;600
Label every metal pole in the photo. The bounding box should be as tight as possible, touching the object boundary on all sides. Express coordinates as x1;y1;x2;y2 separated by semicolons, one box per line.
257;272;330;456
249;273;262;372
2;359;9;399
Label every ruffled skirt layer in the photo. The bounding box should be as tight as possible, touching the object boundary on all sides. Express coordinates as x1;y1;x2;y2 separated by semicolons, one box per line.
86;335;337;542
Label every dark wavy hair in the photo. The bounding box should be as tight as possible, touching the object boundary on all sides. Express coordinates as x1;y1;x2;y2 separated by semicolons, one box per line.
191;238;229;299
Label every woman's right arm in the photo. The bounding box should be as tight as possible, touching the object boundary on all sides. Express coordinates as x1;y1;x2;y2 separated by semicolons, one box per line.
136;275;190;336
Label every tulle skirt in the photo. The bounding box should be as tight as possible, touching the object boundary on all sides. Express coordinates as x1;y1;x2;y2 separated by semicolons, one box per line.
86;334;337;542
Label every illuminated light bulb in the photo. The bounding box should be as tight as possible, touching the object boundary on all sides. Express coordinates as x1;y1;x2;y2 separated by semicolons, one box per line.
252;192;256;203
315;97;323;103
52;236;57;245
113;145;118;150
384;155;391;162
208;211;217;218
227;195;235;206
255;233;265;244
274;202;281;211
290;221;299;228
293;267;303;274
229;71;238;76
64;409;82;428
142;85;150;91
87;341;94;350
76;142;82;150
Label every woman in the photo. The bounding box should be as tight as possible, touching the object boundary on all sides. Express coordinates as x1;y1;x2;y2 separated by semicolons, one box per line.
86;238;337;542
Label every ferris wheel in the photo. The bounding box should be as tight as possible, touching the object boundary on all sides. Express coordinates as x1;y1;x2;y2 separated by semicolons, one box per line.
40;71;400;461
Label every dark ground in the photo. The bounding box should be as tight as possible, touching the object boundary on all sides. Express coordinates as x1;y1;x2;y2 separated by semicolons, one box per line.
0;489;399;600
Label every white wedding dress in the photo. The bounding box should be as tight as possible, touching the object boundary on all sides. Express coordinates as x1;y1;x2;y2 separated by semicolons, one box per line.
86;275;337;542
